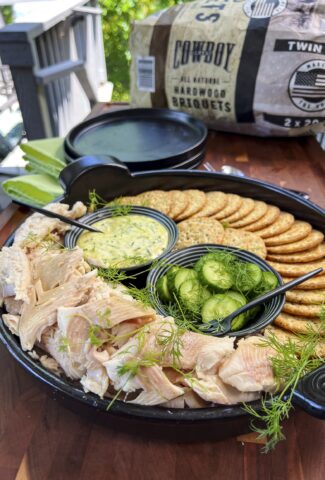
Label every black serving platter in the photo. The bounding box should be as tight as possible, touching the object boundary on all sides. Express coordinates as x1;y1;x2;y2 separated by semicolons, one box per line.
1;156;325;441
64;108;208;172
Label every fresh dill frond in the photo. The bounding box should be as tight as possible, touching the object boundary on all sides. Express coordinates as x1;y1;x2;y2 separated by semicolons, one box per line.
106;378;131;411
319;303;325;322
136;324;151;353
88;324;106;347
243;328;324;452
58;336;70;352
96;308;111;327
88;190;108;212
126;285;153;308
198;319;225;335
88;191;134;216
97;267;135;285
155;321;184;367
165;295;202;334
110;202;133;217
117;352;160;377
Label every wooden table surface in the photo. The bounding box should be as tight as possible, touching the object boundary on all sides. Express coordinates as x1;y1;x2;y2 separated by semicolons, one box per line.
1;104;325;480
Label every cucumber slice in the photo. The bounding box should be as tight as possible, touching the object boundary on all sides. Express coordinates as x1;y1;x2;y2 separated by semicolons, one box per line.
226;290;247;307
194;251;235;274
156;275;172;303
201;294;241;323
246;305;262;320
166;266;181;291
199;260;233;291
261;271;278;292
234;262;262;294
202;286;212;303
232;305;262;331
173;268;198;292
178;278;202;314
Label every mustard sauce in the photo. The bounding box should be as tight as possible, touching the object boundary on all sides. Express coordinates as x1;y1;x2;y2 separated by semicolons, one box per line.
77;214;169;268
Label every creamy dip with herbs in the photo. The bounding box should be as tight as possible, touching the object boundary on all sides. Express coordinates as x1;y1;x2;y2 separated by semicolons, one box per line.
77;215;169;268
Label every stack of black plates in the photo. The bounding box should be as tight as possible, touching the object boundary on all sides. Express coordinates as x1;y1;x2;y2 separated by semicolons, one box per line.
64;108;208;171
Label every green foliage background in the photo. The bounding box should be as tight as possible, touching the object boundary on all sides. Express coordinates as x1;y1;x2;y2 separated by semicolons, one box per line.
99;0;190;101
2;2;189;101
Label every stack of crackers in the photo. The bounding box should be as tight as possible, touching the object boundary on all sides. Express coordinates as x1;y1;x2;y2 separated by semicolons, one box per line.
117;189;325;352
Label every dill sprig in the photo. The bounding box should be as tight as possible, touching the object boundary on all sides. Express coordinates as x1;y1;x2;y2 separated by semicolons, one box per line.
243;319;325;452
88;190;108;212
126;285;154;308
88;325;106;347
88;190;133;217
97;266;135;285
155;321;185;368
117;352;160;377
165;295;203;334
58;335;70;352
108;199;133;217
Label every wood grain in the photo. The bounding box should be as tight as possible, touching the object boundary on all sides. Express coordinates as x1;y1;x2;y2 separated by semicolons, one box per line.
0;103;325;480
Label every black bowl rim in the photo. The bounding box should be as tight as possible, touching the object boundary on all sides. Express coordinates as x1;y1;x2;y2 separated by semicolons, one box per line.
146;244;285;337
64;205;179;272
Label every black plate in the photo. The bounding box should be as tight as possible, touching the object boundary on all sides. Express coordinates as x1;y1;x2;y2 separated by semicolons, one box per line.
1;158;325;441
64;108;208;171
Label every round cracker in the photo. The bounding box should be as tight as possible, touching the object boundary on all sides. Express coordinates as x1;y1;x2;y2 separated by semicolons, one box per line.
222;198;255;224
175;190;207;221
222;228;266;258
283;302;323;318
267;230;324;254
117;195;143;205
268;259;325;277
254;212;294;238
168;190;189;219
265;325;325;357
274;312;322;334
135;190;171;216
286;289;325;305
231;201;268;228
267;243;325;264
243;205;280;232
212;194;243;220
283;275;325;290
264;221;312;246
175;217;224;249
192;191;227;218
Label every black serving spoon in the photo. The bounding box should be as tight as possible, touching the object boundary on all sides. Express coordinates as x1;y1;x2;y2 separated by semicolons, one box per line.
13;199;102;233
200;267;323;337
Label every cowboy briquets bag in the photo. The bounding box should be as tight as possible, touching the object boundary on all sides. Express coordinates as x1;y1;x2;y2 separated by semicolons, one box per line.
130;0;325;136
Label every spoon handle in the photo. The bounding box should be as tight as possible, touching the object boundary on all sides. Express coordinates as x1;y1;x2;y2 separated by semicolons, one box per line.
13;199;102;233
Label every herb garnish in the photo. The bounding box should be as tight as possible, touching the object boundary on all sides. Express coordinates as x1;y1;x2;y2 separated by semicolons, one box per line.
88;191;133;216
97;266;135;285
58;335;70;352
243;317;325;452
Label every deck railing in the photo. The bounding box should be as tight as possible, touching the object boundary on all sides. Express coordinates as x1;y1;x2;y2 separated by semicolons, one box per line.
0;0;108;139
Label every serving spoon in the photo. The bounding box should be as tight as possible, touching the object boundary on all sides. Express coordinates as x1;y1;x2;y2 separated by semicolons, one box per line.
13;199;103;233
199;267;323;337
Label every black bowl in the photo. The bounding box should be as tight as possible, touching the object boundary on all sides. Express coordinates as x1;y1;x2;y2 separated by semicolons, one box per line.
64;205;178;273
147;244;285;337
